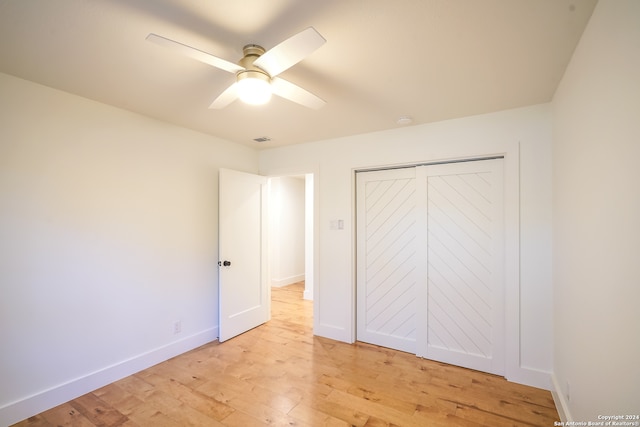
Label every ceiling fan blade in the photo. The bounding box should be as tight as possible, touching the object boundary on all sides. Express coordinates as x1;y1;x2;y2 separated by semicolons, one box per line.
271;77;325;109
146;33;245;74
209;83;239;109
254;27;326;77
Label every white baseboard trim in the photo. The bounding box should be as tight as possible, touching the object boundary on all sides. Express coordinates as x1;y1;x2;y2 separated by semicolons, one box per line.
303;289;313;300
271;274;305;287
506;365;553;391
551;373;572;423
0;327;218;427
315;322;351;343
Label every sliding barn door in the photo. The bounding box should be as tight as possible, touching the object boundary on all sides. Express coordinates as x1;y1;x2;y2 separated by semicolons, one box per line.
356;168;420;353
356;159;505;375
418;159;505;375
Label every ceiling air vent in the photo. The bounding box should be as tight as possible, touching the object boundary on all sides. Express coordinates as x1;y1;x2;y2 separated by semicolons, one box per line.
253;136;271;143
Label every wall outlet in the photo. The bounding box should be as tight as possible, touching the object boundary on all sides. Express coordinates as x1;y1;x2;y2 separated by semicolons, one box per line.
173;320;182;334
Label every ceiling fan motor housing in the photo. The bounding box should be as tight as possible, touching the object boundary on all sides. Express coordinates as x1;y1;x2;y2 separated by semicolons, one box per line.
235;44;272;104
238;44;270;82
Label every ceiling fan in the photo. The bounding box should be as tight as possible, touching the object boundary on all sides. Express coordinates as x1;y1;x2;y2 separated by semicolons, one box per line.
146;27;326;109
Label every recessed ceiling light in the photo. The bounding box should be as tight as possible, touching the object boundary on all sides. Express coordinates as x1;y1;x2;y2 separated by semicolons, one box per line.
396;115;413;125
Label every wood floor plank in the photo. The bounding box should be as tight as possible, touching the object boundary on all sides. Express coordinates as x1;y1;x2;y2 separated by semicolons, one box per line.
216;409;271;427
11;282;560;426
9;416;49;427
141;389;224;426
139;373;235;421
309;396;371;426
414;405;485;427
68;393;129;426
92;383;146;418
287;402;352;426
40;402;96;427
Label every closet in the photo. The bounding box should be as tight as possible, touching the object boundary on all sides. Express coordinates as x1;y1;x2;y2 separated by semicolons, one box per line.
356;158;505;375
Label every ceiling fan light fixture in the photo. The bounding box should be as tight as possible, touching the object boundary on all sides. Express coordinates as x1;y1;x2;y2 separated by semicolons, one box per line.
236;70;272;105
148;28;326;110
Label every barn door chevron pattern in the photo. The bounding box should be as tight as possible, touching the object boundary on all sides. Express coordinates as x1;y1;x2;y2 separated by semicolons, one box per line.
357;159;505;375
421;160;504;374
426;171;493;350
356;168;418;353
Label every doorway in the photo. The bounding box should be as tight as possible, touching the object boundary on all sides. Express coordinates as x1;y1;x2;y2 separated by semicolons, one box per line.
267;173;314;317
218;170;314;342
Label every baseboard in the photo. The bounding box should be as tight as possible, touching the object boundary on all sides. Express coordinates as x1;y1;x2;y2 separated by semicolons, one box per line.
506;365;553;391
315;322;352;343
271;274;305;288
0;327;218;426
303;289;313;300
551;373;572;423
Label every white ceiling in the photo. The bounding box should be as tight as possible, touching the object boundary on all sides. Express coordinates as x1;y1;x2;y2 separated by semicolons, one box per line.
0;0;597;149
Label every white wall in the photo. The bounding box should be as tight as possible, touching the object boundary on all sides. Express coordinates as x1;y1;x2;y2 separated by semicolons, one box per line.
304;173;314;300
0;72;258;425
551;0;640;422
268;176;305;287
259;103;554;389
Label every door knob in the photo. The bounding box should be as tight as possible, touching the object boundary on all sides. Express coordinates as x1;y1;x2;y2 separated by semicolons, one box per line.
218;260;231;267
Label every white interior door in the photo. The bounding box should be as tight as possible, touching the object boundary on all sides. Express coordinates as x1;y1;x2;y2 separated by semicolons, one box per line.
356;159;505;375
418;159;505;375
356;168;419;353
218;168;269;342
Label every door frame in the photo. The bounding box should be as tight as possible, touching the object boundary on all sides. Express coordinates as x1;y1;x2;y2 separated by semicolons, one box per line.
352;152;521;381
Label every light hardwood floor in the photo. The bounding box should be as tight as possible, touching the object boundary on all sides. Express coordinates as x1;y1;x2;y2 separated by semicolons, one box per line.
13;282;559;426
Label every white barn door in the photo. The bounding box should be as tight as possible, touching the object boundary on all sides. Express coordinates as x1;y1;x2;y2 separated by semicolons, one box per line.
418;159;505;375
356;168;419;353
356;159;505;375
